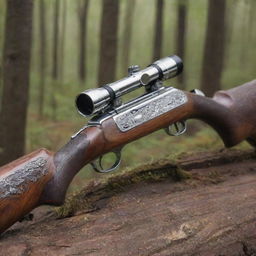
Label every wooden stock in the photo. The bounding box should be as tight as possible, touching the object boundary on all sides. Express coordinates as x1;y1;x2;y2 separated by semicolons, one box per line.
0;126;105;234
212;80;256;146
0;149;54;234
1;80;256;234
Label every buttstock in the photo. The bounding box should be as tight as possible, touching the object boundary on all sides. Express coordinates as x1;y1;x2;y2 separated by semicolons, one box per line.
0;149;54;234
0;126;105;234
188;79;256;147
212;79;256;147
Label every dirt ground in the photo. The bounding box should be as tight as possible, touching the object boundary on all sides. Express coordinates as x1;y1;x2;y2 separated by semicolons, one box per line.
1;149;256;256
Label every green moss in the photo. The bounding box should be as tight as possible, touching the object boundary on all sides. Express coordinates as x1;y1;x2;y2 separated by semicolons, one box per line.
55;158;192;218
173;167;192;181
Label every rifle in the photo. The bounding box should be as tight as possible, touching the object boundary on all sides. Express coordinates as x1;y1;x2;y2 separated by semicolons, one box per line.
0;55;256;234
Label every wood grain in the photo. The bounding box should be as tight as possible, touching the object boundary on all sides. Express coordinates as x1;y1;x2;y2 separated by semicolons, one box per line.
0;126;106;234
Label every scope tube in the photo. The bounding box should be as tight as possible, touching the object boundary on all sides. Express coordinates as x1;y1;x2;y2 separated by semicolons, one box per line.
76;55;183;116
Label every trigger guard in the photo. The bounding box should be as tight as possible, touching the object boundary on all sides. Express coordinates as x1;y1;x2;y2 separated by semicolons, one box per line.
90;150;122;173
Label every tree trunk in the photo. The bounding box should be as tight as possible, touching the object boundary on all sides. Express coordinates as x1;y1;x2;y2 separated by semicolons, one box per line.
0;0;33;165
152;0;164;61
176;0;187;89
249;0;256;43
249;0;256;76
121;0;135;75
98;0;119;86
51;0;60;120
59;0;67;83
0;2;5;103
200;0;226;96
239;1;251;68
77;0;89;84
38;0;46;119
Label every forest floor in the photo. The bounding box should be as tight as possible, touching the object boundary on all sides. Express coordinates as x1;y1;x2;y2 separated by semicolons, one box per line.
1;148;256;256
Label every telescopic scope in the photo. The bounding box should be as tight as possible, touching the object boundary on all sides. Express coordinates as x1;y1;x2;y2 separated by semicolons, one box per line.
76;55;183;117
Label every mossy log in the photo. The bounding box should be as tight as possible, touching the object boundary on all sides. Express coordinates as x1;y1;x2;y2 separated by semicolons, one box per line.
1;149;256;256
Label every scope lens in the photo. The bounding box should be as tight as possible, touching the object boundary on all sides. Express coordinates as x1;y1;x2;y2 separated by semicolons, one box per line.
76;93;94;116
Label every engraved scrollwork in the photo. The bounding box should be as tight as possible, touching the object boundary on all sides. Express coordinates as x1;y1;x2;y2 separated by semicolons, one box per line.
0;157;48;199
114;89;187;132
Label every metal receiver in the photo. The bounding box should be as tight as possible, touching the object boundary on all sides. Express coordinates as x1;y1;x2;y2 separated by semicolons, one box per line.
76;55;183;116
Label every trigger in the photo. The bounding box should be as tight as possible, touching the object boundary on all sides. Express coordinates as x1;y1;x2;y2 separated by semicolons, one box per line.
90;149;122;173
165;121;186;136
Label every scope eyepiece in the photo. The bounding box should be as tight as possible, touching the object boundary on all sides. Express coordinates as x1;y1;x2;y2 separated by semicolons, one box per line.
76;55;183;117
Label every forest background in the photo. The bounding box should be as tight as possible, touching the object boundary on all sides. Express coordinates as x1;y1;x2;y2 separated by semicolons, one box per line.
0;0;255;191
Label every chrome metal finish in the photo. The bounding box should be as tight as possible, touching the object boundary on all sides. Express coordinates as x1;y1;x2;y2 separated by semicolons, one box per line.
87;87;167;126
165;121;186;136
190;88;205;97
71;124;98;139
153;57;178;79
113;97;122;108
88;113;114;126
140;73;150;85
146;80;163;92
128;65;140;76
76;55;182;117
113;88;187;132
107;66;159;97
76;88;110;117
90;148;122;173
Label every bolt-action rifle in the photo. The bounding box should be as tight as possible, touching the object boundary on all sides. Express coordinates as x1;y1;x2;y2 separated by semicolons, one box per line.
1;55;256;234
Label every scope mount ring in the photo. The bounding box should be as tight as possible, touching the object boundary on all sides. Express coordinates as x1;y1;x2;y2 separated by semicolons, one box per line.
90;148;122;173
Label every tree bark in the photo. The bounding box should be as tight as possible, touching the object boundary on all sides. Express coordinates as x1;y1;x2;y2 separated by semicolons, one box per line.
200;0;226;96
176;0;187;89
52;0;60;80
59;0;67;83
121;0;135;75
152;0;164;61
98;0;119;86
0;0;33;165
77;0;89;84
38;0;46;119
0;2;5;102
51;0;60;120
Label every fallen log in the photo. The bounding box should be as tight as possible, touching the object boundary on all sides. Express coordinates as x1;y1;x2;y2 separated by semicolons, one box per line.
1;149;256;256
